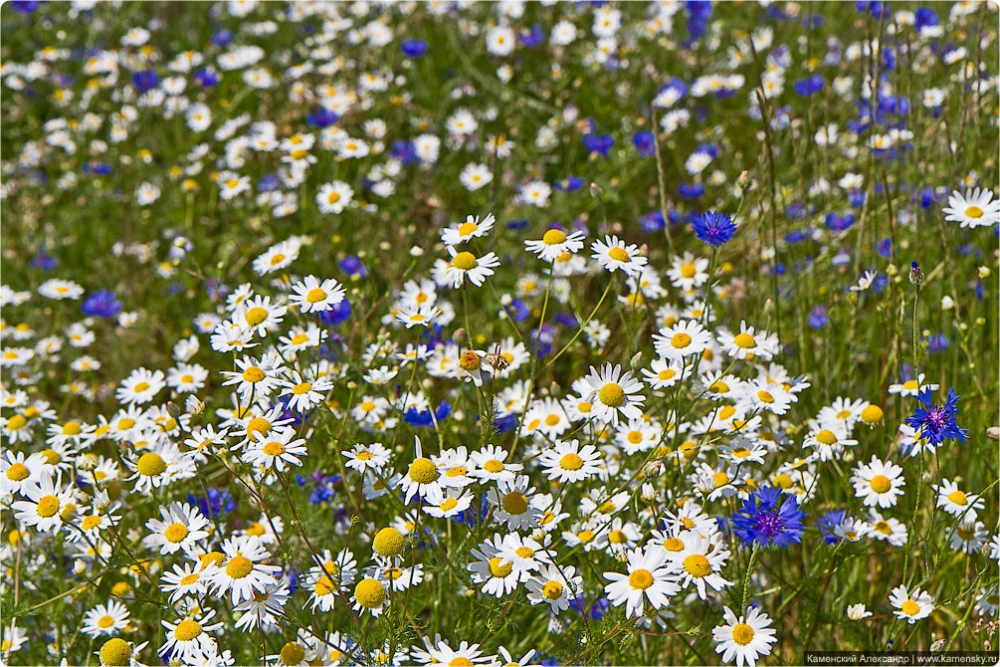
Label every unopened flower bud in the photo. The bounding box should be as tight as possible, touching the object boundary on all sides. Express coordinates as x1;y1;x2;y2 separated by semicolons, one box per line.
166;401;182;419
736;170;752;190
941;295;954;310
909;261;924;286
590;183;603;200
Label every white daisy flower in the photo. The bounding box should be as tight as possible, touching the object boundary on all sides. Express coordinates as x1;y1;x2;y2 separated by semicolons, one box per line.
712;605;778;667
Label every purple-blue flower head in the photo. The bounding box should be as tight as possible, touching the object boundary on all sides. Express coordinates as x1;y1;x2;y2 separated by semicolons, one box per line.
81;290;123;318
583;133;615;156
691;210;738;247
632;131;656;157
731;486;806;549
401;39;427;57
905;388;969;447
131;70;159;94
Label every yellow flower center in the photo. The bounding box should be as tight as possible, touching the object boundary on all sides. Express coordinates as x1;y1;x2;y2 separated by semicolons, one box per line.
6;415;27;431
452;251;478;272
683;554;712;578
356;451;373;461
902;380;919;391
757;390;774;404
245;307;268;326
731;623;755;645
440;498;458;512
732;447;750;459
609;529;628;544
543;229;567;245
137;452;166;476
408;457;439;484
502;491;528;515
355;578;386;607
733;333;756;349
173;619;202;642
82;515;102;530
599;500;617;514
62;421;82;435
38;496;59;519
488;557;513;578
671;332;692;349
663;537;684;552
948;490;968;506
327;191;341;205
280;642;306;666
291;333;310;345
100;638;132;667
901;600;921;616
180;573;200;586
577;529;595;542
560;453;584;470
97;615;115;629
773;473;792;489
246;522;266;537
458;221;478;236
165;523;189;543
270;253;286;266
200;551;225;569
292;382;312;395
260;441;285;457
966;205;984;218
460;351;481;371
243;366;266;383
373;527;405;557
306;288;327;303
861;405;883;424
608;247;630;262
598;383;626;407
449;659;474;667
226;554;254;579
483;459;505;473
713;471;729;488
314;575;335;596
247;417;271;437
815;430;838;446
628;568;654;590
6;463;29;481
542;580;563;600
870;475;892;494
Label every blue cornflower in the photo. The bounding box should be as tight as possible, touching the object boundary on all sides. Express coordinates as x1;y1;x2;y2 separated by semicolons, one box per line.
691;210;738;247
631;131;656;157
306;107;339;128
583;133;615;156
677;182;705;199
639;210;666;233
81;290;123;318
731;486;806;549
339;256;367;278
194;68;219;87
318;298;352;327
816;509;848;545
808;306;828;330
553;176;586;192
131;70;159;94
211;29;234;47
519;24;545;47
905;388;969;447
401;39;427;57
188;488;235;518
793;74;824;97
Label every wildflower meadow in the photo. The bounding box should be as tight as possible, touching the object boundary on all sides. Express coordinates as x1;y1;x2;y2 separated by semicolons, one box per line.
1;1;999;666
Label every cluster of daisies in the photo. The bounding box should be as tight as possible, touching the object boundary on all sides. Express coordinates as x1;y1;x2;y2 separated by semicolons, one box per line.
2;201;996;666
